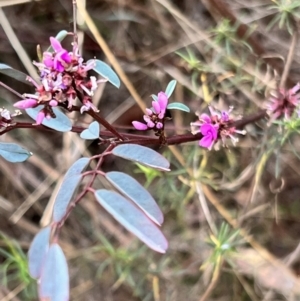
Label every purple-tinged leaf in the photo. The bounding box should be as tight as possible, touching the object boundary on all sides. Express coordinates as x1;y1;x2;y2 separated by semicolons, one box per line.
53;158;89;223
88;59;120;88
112;144;170;171
95;190;168;253
0;142;32;163
39;244;69;301
80;121;100;140
0;63;30;84
28;226;51;279
47;30;68;52
165;80;177;98
167;102;190;112
106;171;163;225
26;105;72;132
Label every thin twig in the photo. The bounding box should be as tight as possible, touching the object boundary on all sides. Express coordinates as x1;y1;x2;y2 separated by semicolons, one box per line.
0;81;24;98
72;0;78;52
76;0;147;112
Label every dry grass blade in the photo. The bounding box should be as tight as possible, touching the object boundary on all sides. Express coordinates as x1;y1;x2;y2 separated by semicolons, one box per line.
0;9;38;79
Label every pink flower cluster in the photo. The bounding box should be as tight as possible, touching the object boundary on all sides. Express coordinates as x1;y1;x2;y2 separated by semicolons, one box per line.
191;106;246;150
266;83;300;121
132;92;168;131
13;37;103;124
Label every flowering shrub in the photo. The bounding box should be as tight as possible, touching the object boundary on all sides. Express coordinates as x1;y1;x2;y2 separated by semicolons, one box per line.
1;0;300;300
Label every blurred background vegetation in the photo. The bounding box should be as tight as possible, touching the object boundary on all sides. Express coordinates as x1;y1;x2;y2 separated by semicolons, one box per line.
1;0;300;300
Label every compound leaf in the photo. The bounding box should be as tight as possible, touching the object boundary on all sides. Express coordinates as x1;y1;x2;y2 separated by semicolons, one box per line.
106;171;163;225
28;226;51;279
39;244;69;301
53;158;89;223
26;105;72;132
112;144;170;171
0;142;32;163
95;190;168;253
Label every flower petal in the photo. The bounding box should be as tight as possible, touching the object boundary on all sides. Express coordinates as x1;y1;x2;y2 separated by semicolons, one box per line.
199;135;214;149
145;108;153;116
200;123;218;139
152;101;161;114
221;111;229;121
200;113;211;123
157;92;168;113
50;37;63;52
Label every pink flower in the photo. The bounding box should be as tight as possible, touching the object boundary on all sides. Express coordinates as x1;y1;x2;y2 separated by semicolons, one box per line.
267;83;300;121
49;37;72;72
29;34;108;124
191;106;246;149
14;99;38;109
132;91;169;131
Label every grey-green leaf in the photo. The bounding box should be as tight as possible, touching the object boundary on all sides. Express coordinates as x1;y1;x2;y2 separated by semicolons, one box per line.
26;106;72;132
39;244;69;301
53;158;90;223
47;30;69;52
0;63;30;85
106;171;163;225
112;144;170;171
80;121;100;140
95;189;168;253
28;226;51;279
165;80;177;97
0;142;32;163
89;59;120;88
167;102;190;112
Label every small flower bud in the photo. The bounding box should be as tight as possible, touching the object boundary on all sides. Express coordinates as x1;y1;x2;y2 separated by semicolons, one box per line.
132;121;148;131
35;111;45;125
14;99;38;109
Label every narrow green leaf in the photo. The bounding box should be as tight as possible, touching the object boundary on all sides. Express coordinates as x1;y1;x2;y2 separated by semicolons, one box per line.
0;142;32;163
89;59;120;88
0;63;30;85
167;102;190;112
112;144;170;171
95;190;168;253
165;80;177;98
151;94;158;101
